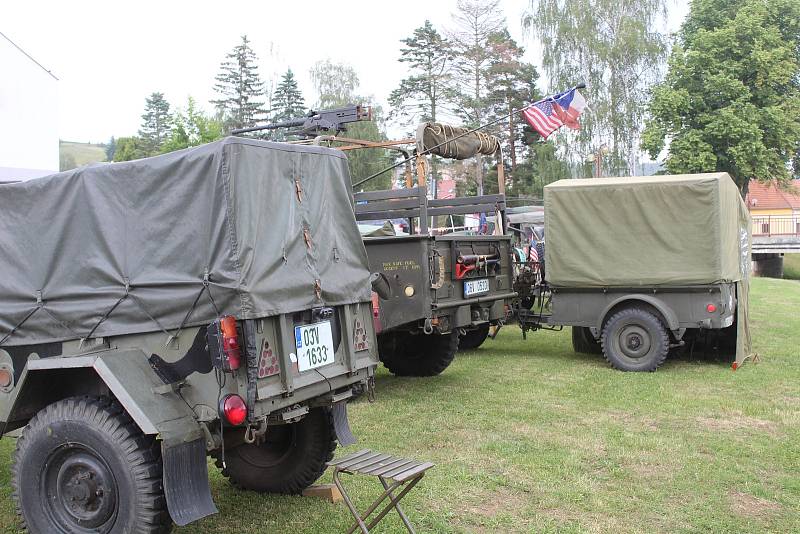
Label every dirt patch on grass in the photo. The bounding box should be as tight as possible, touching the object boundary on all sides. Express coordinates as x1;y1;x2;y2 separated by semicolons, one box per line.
696;415;779;436
729;490;782;519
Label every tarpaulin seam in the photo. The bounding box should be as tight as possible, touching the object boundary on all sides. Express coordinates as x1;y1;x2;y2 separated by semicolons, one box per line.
220;145;247;315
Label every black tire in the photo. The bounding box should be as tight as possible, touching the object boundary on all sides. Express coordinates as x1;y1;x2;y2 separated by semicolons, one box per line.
601;307;669;372
378;330;459;376
216;407;335;494
12;396;171;534
571;326;602;355
458;324;490;351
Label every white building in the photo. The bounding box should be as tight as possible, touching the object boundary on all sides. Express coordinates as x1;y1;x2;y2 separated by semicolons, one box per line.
0;31;58;182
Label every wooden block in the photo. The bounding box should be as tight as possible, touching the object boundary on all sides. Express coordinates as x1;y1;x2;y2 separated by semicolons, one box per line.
302;484;343;503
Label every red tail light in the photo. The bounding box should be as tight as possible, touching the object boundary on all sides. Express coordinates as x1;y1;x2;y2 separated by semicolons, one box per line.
220;394;247;426
219;316;241;370
706;303;717;313
207;316;241;372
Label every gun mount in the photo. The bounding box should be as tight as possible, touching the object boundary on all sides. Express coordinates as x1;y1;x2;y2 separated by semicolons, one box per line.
232;104;372;137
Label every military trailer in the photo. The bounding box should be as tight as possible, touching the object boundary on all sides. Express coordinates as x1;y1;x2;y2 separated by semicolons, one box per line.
0;138;379;532
516;173;753;371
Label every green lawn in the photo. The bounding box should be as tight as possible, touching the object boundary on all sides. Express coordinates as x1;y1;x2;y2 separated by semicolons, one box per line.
784;254;800;280
1;278;798;533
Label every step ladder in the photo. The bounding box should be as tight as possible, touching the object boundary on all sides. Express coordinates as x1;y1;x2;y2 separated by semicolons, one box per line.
328;449;434;534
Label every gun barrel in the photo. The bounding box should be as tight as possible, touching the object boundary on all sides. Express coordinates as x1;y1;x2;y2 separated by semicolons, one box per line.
231;118;307;135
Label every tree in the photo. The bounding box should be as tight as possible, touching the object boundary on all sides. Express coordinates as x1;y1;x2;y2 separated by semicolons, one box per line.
113;137;150;162
211;35;267;131
270;69;306;141
642;0;800;194
309;60;392;191
450;0;506;193
138;92;171;153
523;0;669;175
485;29;541;175
160;97;224;153
388;21;455;126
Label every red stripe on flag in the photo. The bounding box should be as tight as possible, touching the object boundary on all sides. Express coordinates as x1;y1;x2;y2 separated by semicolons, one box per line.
523;108;560;138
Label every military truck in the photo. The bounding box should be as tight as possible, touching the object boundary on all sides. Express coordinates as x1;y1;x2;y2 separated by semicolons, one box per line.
342;123;516;375
355;186;515;375
514;173;753;371
0;138;379;532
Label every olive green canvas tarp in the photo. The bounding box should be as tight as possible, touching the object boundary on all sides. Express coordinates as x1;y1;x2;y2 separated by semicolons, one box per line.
0;137;372;347
544;173;753;364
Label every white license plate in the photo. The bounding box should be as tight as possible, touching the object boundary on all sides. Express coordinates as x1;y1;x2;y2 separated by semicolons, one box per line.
464;278;490;297
294;321;335;372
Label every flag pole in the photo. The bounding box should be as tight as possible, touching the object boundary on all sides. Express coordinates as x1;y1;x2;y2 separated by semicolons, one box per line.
351;83;586;190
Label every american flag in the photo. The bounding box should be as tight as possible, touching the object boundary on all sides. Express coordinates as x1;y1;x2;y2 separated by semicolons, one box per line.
522;88;586;139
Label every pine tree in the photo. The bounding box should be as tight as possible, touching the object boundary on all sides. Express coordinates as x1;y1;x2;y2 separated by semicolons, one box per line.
272;69;306;122
388;21;455;125
138;92;171;154
104;136;117;161
485;30;540;175
270;69;306;141
211;35;267;131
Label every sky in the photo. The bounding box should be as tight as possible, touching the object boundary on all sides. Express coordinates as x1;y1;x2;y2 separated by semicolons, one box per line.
3;0;688;144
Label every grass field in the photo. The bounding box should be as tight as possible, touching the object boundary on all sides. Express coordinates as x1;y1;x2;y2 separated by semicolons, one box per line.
0;278;797;533
784;254;800;280
59;140;106;167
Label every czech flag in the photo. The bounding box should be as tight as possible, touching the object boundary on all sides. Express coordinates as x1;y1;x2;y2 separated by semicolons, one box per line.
522;88;587;139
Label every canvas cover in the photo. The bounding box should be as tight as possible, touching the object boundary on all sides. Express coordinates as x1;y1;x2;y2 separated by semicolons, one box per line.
544;173;753;364
416;122;499;160
0;137;372;347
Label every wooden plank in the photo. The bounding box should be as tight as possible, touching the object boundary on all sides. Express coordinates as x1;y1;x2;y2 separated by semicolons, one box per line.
347;453;395;473
327;449;372;467
303;484;343;503
355;187;425;202
354;198;421;212
428;205;500;217
382;460;425;480
360;458;415;476
355;209;421;222
337;451;386;471
390;462;435;483
428;194;505;208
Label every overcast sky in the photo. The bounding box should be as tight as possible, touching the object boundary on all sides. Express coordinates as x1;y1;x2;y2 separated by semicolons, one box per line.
4;0;687;143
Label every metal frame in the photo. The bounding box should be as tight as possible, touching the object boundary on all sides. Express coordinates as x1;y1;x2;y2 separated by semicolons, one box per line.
328;449;434;534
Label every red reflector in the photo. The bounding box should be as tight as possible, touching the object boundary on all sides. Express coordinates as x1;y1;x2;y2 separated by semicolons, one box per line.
221;394;247;426
706;303;717;313
219;316;241;370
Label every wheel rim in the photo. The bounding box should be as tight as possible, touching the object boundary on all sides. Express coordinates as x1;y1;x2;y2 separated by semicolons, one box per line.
43;445;118;533
237;424;297;468
615;324;652;360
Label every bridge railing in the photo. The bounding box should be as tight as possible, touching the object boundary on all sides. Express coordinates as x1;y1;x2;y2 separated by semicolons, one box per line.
751;215;800;237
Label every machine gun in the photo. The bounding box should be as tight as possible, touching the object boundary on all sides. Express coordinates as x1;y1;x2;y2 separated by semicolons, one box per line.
231;104;372;138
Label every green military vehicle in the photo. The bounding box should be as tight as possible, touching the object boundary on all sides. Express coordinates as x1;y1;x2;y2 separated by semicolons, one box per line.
0;138;379;532
515;173;753;371
347;123;516;376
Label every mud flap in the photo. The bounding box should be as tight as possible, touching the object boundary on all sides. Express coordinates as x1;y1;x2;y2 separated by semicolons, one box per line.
162;438;218;526
331;401;357;447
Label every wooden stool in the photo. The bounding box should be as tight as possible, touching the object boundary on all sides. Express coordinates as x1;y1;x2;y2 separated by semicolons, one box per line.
328;449;434;534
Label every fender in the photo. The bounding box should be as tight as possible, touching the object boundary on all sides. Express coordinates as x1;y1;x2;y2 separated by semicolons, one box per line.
2;348;217;526
595;294;680;334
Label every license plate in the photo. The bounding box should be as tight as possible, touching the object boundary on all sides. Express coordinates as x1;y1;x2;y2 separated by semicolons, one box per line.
294;321;335;372
464;278;490;297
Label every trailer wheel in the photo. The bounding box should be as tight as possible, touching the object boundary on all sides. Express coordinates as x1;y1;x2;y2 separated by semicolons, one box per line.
379;330;459;376
12;396;171;534
215;407;335;494
571;326;602;355
601;307;669;372
458;324;490;351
